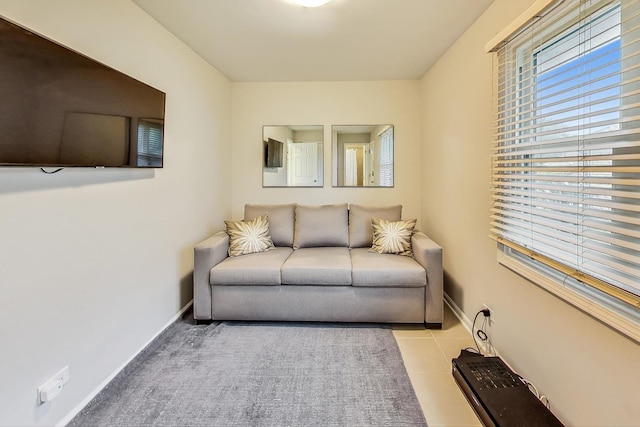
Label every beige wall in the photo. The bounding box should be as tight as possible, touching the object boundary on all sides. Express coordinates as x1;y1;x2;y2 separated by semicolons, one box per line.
0;1;232;425
231;81;422;221
2;1;637;426
421;0;640;425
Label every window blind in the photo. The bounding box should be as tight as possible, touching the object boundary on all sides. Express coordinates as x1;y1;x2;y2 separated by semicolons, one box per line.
491;0;640;308
377;127;394;186
137;119;163;167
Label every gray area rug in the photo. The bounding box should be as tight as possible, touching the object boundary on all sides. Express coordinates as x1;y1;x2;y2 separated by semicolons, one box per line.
69;318;427;426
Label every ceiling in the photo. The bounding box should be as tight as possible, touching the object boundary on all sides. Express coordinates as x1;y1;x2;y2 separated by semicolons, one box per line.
132;0;494;82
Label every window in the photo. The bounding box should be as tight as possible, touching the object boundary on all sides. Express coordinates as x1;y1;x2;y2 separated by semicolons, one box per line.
490;0;640;340
137;119;163;167
377;126;394;186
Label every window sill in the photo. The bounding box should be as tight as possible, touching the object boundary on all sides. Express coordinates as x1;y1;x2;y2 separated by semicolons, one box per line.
497;246;640;344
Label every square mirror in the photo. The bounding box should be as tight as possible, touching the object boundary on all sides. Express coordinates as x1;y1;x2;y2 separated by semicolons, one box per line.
262;125;324;187
332;125;394;187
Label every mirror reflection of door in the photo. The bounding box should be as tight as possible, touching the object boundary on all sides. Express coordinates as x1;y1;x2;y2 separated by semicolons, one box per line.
332;125;394;187
262;125;324;187
289;141;320;186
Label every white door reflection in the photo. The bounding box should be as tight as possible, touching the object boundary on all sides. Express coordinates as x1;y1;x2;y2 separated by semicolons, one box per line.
263;125;323;187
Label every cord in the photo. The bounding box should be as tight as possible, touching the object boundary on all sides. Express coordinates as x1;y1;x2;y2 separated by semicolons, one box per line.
40;167;64;174
541;395;550;409
479;315;489;341
520;377;539;397
471;310;483;354
518;375;551;409
479;315;494;355
472;308;492;355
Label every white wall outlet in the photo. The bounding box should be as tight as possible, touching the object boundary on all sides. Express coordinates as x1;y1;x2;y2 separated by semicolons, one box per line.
482;303;496;324
37;366;70;404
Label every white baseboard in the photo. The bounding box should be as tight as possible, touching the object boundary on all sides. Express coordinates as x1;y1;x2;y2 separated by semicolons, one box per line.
444;292;473;335
57;300;194;427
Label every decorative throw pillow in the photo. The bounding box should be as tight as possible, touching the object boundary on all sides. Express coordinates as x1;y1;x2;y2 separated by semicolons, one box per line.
369;217;417;256
225;214;275;257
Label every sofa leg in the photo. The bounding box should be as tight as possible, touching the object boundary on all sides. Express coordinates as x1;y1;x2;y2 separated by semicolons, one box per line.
195;319;214;325
425;322;442;330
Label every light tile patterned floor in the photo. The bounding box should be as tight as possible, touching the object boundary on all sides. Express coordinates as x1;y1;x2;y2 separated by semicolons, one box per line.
393;305;482;427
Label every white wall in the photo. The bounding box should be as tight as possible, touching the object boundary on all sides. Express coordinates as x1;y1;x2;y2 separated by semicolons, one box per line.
0;1;232;426
231;81;422;221
420;0;640;425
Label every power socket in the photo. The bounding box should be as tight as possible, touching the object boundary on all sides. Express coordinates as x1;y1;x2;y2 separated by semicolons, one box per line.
482;303;495;324
37;366;70;404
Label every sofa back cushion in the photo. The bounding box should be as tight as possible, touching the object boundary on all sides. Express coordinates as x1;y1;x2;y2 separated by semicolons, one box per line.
348;204;402;248
244;203;296;247
294;204;349;248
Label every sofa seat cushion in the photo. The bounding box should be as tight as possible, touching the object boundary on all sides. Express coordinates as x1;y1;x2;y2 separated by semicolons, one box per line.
350;248;426;287
211;247;293;286
281;247;352;285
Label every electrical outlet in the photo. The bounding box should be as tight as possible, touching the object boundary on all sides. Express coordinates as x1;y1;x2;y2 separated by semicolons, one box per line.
37;366;70;404
482;303;496;324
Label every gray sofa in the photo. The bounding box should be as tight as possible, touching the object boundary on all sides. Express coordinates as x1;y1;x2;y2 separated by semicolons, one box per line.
193;203;443;327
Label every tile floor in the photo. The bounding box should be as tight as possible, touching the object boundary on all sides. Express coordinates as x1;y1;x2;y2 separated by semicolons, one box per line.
393;304;482;427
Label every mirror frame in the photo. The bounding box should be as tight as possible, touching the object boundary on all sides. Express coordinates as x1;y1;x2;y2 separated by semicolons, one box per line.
332;124;394;187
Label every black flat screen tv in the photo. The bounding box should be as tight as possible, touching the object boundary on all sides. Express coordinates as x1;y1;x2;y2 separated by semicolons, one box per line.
265;138;283;168
0;16;166;168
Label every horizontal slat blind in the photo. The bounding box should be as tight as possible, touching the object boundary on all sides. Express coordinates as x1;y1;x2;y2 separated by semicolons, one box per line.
377;126;394;186
491;0;640;308
137;119;163;167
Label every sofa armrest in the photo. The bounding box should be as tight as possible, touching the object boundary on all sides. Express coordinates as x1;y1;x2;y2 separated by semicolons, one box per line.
412;231;443;327
193;231;229;320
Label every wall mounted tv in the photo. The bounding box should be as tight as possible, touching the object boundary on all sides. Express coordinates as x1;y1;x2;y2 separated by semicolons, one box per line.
0;16;166;168
265;138;283;168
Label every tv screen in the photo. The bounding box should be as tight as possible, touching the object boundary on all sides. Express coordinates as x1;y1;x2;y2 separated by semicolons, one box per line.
265;138;283;168
0;16;166;168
